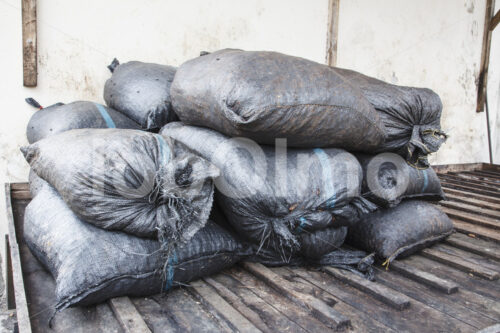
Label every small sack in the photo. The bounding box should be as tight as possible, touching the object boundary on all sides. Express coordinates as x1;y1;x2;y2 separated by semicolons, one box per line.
26;101;140;144
335;68;447;168
347;200;453;263
161;122;376;255
356;153;445;207
24;184;251;310
171;49;386;151
104;60;177;130
21;128;219;251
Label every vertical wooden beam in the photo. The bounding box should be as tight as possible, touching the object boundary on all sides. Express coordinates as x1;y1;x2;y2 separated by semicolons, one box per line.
326;0;340;66
491;10;500;30
476;0;495;112
22;0;37;87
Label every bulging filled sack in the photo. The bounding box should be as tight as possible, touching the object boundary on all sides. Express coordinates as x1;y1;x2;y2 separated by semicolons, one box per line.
161;122;376;255
24;184;251;310
104;60;177;130
356;153;445;207
171;49;386;151
21;128;219;251
335;68;447;168
26;101;140;144
347;200;453;264
28;169;46;198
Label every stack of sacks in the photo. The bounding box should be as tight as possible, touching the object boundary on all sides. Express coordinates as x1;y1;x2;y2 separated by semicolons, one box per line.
21;48;453;313
166;49;452;267
22;128;252;313
161;123;376;274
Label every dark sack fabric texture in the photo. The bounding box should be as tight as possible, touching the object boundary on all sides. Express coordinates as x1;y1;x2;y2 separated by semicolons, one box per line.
170;49;386;151
335;68;447;168
21;128;219;251
28;168;46;198
104;61;178;130
249;246;375;280
161;122;376;256
26;101;141;144
24;184;251;310
347;200;453;263
356;153;445;207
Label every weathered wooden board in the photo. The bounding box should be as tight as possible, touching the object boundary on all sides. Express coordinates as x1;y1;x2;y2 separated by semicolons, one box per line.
22;0;37;87
7;163;500;333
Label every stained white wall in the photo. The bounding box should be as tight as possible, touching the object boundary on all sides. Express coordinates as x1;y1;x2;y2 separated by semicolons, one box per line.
336;0;499;165
0;0;498;285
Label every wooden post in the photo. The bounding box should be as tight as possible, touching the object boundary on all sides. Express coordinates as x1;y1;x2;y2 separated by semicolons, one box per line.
476;0;495;112
491;9;500;31
326;0;340;66
22;0;37;87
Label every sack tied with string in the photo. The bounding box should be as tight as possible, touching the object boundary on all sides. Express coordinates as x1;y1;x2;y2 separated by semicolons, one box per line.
355;153;445;207
170;49;387;151
104;59;178;130
161;122;377;260
24;183;251;311
21;128;219;251
335;68;447;168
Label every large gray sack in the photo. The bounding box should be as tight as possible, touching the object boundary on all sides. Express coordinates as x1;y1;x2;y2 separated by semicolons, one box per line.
21;128;219;250
161;122;376;255
347;200;453;263
335;68;447;168
104;60;178;130
356;153;445;207
24;184;251;310
171;49;386;151
26;101;140;144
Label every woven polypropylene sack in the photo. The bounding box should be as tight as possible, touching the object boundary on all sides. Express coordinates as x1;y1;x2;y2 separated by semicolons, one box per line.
21;128;219;251
161;122;376;256
104;60;177;130
26;101;140;144
347;200;453;263
335;68;447;168
171;49;386;151
28;168;46;198
24;184;251;311
356;153;445;207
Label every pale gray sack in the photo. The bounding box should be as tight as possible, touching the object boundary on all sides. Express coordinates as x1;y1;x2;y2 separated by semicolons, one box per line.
355;153;445;207
161;122;377;262
347;200;453;265
104;59;178;130
24;183;251;312
28;168;45;198
26;101;141;144
335;68;447;168
170;49;387;151
21;128;219;253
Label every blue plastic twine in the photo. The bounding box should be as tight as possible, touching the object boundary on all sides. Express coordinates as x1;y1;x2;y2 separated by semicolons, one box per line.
164;250;178;291
94;103;116;128
155;135;172;166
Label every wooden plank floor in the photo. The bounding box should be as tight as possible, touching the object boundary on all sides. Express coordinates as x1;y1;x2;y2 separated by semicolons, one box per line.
10;166;500;332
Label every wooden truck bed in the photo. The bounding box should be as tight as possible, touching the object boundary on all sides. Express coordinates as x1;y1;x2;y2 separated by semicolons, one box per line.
5;163;500;332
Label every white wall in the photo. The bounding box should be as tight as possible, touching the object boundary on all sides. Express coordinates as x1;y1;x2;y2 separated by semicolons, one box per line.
336;0;499;165
0;0;498;287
